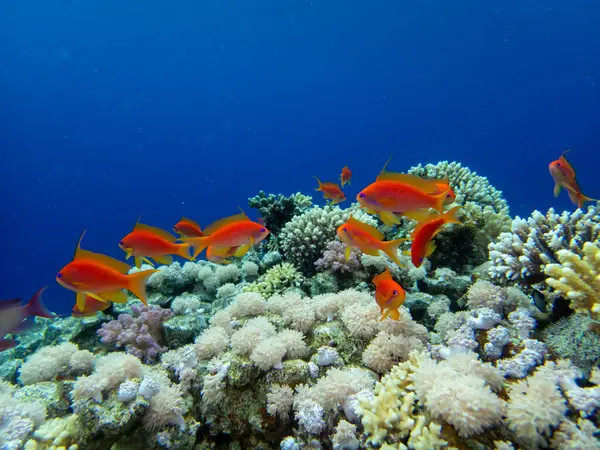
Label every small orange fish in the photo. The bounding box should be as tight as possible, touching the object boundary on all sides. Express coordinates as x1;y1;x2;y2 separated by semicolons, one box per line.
206;245;250;265
314;177;346;205
549;150;596;209
340;166;352;187
72;295;112;317
57;232;157;309
173;217;205;238
184;212;269;259
357;172;451;226
120;218;193;268
410;206;462;268
372;268;406;321
337;216;406;266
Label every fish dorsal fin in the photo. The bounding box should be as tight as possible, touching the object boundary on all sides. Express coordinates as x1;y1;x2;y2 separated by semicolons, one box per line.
377;171;448;192
134;222;177;243
373;268;392;286
75;247;131;274
347;216;384;240
559;149;575;174
180;217;201;229
74;230;87;260
204;212;250;235
379;156;394;176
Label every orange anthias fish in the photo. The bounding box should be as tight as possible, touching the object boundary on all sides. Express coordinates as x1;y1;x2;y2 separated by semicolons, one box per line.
357;172;452;226
72;295;112;317
314;177;346;205
372;268;406;321
410;206;462;268
184;212;270;259
206;245;250;265
0;287;55;351
340;166;352;187
337;216;406;266
120;218;193;268
549;150;596;209
57;232;157;309
173;217;205;238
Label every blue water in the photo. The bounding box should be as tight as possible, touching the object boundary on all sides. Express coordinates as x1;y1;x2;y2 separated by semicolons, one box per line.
1;0;599;314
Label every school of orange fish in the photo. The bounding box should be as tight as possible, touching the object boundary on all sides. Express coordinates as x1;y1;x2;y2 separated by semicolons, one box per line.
0;152;595;350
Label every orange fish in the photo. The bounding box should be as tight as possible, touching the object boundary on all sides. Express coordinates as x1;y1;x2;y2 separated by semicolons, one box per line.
0;288;55;351
72;295;112;317
337;216;406;266
206;245;250;265
340;166;352;187
57;232;157;310
120;218;193;268
410;206;462;268
549;150;596;209
184;212;270;259
357;172;451;226
314;177;346;205
372;268;406;321
173;217;205;238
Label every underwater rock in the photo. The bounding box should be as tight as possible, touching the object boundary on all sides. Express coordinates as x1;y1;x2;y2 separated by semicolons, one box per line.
309;271;340;296
14;381;70;418
417;267;472;300
266;360;310;386
162;314;209;349
45;314;111;351
310;321;363;365
226;354;262;388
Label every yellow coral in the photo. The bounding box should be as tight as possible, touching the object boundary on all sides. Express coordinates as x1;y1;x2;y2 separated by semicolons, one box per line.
544;242;600;321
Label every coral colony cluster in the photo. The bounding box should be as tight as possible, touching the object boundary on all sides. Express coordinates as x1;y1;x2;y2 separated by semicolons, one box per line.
2;160;600;450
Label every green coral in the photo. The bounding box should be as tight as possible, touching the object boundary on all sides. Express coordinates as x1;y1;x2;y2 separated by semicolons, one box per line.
248;190;313;235
278;205;348;276
243;263;304;297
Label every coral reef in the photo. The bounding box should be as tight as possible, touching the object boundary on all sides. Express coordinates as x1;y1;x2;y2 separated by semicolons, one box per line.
248;190;313;235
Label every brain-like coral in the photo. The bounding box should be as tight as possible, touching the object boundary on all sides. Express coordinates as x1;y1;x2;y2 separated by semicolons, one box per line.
279;205;349;276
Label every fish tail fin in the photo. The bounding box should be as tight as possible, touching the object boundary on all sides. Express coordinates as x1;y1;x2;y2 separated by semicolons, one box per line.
577;192;596;209
26;287;55;319
443;206;463;224
126;270;158;306
313;176;323;191
176;243;194;261
184;237;210;259
382;239;406;268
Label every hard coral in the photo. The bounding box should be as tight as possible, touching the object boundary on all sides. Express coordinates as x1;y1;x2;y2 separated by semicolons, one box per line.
248;190;312;235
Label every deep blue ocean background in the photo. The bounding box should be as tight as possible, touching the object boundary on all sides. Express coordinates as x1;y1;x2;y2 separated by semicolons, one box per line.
1;0;599;314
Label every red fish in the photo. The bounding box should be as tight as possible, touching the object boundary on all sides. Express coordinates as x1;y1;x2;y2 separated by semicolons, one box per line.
206;245;250;265
173;217;205;238
57;232;157;309
340;166;352;187
72;295;112;317
120;218;193;268
549;150;596;209
372;268;406;321
184;212;269;259
314;177;346;205
410;206;462;267
337;216;406;266
357;172;451;226
0;288;55;351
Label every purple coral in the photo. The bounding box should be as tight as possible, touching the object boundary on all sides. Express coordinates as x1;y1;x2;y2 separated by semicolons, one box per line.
98;304;173;363
315;240;362;273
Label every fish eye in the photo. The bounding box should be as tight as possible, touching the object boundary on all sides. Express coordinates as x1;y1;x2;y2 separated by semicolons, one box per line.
359;193;366;199
556;163;561;167
260;227;266;233
419;258;423;262
393;290;398;295
57;273;63;279
343;227;347;232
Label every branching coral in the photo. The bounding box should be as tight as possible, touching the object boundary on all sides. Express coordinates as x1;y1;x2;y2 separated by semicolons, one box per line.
248;190;312;235
489;205;600;293
243;263;304;297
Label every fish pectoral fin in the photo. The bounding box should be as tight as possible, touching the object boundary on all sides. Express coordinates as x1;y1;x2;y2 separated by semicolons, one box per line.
425;241;437;258
379;309;391;322
553;183;562;197
388;308;400;321
134;256;143;269
344;246;352;261
153;255;173;265
379;211;401;226
141;257;155;267
86;292;108;303
363;248;380;257
76;293;86;311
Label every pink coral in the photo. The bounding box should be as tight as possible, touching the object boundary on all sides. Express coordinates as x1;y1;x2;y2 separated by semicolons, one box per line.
315;240;363;273
98;304;173;363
